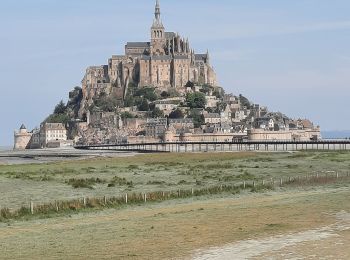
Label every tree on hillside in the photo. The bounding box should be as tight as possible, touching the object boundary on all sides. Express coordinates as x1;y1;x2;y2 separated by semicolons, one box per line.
54;100;67;115
138;98;150;111
135;87;158;101
120;112;134;119
151;108;164;118
189;109;205;128
169;109;184;119
239;94;251;108
186;92;207;109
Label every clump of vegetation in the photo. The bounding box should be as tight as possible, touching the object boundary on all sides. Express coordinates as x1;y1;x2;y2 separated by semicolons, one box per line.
108;176;134;188
66;178;106;189
127;165;139;170
147;180;166;185
186;92;207;109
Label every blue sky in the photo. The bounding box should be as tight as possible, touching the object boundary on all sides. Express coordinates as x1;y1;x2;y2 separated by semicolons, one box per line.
0;0;349;146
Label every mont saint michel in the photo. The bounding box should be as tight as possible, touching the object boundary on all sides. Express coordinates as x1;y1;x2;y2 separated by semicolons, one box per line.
2;1;350;260
13;0;320;149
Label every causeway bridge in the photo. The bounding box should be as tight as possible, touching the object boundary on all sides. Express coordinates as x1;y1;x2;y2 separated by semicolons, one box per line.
75;140;350;153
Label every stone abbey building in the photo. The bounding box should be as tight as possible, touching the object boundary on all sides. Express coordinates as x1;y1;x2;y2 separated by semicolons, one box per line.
80;0;217;116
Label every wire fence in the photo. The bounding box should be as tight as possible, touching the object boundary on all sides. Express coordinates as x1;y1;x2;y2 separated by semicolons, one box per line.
1;171;349;221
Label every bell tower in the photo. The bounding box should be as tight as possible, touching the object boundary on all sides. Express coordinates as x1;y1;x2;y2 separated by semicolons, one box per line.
151;0;166;55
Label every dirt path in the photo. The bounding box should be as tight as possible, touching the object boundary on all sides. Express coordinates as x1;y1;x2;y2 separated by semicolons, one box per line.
192;211;350;260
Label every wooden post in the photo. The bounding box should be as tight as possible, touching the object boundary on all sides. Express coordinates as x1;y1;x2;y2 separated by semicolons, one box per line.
243;181;246;189
104;196;107;205
83;197;87;207
253;181;256;188
125;194;128;204
336;172;339;179
30;200;34;215
191;188;194;195
144;194;147;203
55;201;59;212
280;178;283;186
262;180;265;186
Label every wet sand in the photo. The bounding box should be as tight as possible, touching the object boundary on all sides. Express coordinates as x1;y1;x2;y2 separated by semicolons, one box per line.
0;147;137;165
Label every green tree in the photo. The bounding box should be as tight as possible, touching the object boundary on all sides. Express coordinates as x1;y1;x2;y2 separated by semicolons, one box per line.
135;87;158;101
169;109;184;119
189;109;205;128
120;112;134;119
186;92;207;109
54;100;67;115
138;98;150;111
161;91;170;99
94;95;118;112
216;101;227;113
151;108;164;118
45;113;70;125
239;94;251;108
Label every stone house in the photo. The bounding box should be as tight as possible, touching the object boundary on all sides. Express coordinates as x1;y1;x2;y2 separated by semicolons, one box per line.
40;123;67;147
145;118;167;138
204;113;221;124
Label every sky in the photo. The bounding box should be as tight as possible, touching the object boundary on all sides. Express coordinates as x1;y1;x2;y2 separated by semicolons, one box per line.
0;0;349;146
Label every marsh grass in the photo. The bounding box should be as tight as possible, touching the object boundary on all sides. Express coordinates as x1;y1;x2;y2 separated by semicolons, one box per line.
66;178;106;189
1;151;350;210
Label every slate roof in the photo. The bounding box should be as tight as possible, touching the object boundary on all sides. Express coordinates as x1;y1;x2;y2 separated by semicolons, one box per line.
153;55;172;60
195;54;208;61
165;32;176;39
174;55;189;60
126;42;150;48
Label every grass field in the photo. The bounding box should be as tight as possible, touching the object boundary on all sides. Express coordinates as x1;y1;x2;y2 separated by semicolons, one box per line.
0;151;350;259
0;151;349;210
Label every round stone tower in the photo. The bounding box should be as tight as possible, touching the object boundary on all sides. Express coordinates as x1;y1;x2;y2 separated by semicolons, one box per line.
13;124;32;150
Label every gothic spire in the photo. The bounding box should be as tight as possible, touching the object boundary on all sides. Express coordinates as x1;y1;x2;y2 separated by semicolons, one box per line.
155;0;161;21
152;0;163;28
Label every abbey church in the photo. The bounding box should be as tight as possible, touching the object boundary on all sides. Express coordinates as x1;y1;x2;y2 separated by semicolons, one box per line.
80;0;217;115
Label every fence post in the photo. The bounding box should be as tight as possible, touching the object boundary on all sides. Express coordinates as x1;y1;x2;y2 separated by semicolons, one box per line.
191;188;194;195
280;178;283;186
144;194;147;203
55;201;59;212
83;197;87;207
104;196;107;205
30;200;34;215
262;180;265;186
125;194;128;204
243;181;246;189
336;172;339;179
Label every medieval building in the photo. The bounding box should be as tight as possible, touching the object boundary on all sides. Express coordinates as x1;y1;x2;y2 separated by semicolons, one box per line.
79;0;217;117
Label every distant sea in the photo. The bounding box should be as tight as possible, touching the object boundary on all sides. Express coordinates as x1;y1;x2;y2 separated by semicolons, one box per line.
322;131;350;139
0;146;12;152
